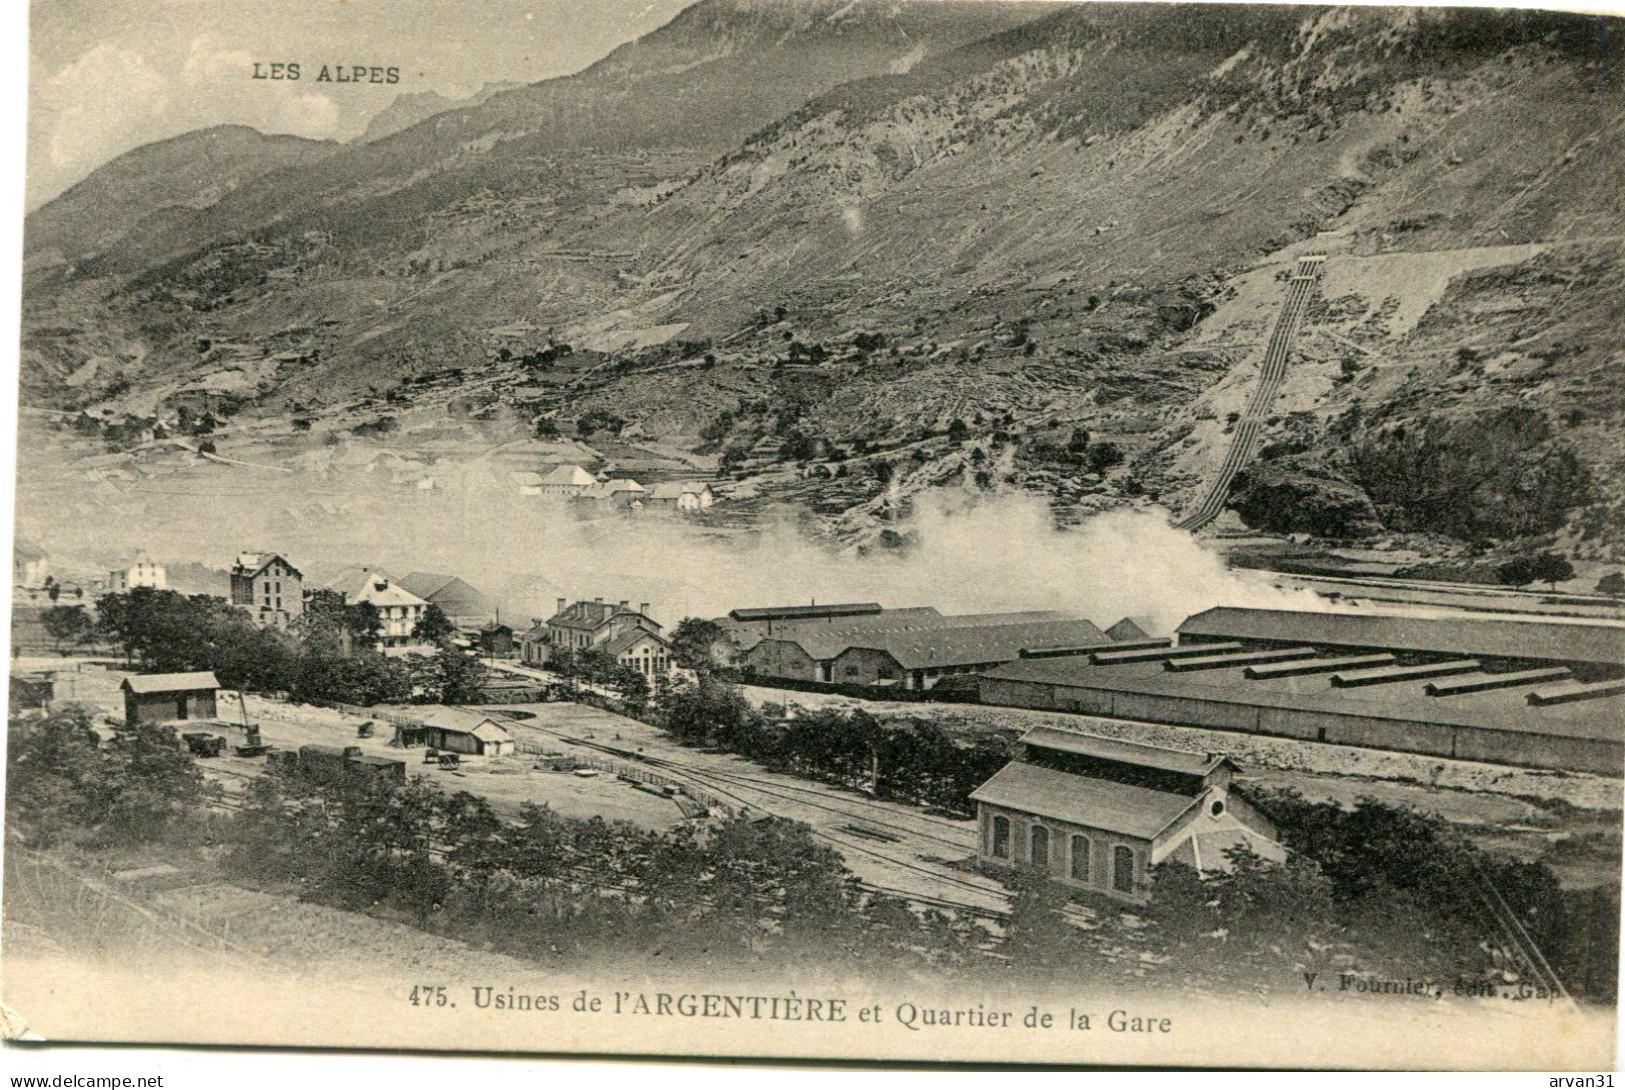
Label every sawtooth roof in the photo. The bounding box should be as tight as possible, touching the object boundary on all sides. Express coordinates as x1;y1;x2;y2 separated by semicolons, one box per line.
1179;607;1625;667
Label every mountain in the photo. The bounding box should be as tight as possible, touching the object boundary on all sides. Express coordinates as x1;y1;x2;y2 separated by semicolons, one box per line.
24;125;340;266
19;1;1625;553
355;83;526;144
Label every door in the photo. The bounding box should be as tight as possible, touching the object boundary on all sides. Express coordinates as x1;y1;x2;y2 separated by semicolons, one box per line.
1030;824;1050;870
176;694;189;721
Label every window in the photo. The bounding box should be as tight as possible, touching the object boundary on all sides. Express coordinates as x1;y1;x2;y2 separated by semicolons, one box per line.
1209;799;1225;817
1030;824;1050;869
1113;845;1136;894
991;815;1010;859
1071;835;1091;883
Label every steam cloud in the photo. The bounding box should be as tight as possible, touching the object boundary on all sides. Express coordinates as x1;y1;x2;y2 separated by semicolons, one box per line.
34;460;1317;632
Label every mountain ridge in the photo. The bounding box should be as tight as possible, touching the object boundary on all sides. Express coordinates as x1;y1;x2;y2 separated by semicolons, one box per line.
19;1;1625;554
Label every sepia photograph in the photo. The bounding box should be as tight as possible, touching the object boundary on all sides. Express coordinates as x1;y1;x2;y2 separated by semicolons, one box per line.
3;0;1622;1071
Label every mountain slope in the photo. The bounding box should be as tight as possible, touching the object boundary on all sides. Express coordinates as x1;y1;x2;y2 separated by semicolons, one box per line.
24;126;340;265
355;83;525;144
19;2;1625;551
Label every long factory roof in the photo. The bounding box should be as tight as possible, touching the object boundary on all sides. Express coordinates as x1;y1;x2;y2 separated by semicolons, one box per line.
982;652;1622;743
1179;607;1625;667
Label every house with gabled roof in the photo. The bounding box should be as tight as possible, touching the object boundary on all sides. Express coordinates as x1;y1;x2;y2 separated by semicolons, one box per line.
971;726;1285;902
229;551;303;628
648;480;716;512
537;464;597;497
397;572;495;628
121;671;220;730
545;597;661;652
326;568;430;648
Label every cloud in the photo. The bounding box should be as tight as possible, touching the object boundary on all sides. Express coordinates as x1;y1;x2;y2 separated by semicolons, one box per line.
38;43;170;182
181;35;340;139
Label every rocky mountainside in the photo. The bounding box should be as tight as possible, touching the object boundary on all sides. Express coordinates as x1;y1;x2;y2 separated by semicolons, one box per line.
20;1;1625;556
24;126;340;266
354;83;525;144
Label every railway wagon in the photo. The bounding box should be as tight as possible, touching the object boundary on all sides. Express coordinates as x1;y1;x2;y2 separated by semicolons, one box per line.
277;744;407;785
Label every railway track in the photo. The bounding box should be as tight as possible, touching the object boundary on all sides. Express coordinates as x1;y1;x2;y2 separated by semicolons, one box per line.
486;711;1014;918
1175;254;1324;532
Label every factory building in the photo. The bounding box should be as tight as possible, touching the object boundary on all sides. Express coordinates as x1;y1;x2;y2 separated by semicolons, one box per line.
971;727;1284;903
978;607;1625;774
734;608;1100;688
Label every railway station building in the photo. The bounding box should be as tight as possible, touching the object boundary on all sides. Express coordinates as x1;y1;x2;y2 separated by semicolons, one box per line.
971;727;1285;903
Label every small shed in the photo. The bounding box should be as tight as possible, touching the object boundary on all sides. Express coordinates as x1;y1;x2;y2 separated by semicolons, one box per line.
476;620;516;656
121;671;220;730
420;708;515;757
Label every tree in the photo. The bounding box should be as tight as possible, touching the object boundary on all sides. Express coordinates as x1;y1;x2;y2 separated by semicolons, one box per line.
1596;571;1625;597
1085;441;1124;475
657;674;758;747
346;601;383;652
1499;552;1574;589
947;418;970;444
411;603;458;646
1527;552;1576;590
413;647;488;704
42;605;93;652
610;665;651;714
668;617;736;674
1067;426;1091;453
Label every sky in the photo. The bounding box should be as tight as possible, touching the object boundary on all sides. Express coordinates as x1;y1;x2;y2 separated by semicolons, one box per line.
26;0;697;209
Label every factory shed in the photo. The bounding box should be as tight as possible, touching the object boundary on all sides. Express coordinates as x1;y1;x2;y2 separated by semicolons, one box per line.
728;603;884;623
971;727;1283;903
121;671;220;730
1178;608;1625;672
979;621;1625;775
827;617;1112;690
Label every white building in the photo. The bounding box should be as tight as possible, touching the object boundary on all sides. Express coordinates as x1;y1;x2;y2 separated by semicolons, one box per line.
537;464;597;497
331;569;431;648
108;556;167;592
648;481;716;512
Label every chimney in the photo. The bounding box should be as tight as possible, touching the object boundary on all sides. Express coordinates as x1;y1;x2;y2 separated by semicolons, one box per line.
595;596;604;604
619;599;629;610
639;603;650;617
556;598;567;614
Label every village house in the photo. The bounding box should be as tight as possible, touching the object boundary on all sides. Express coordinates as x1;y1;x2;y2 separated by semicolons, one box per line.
537;464;597;497
419;707;516;757
108;555;167;593
121;671;220;730
13;541;49;589
581;477;647;510
229;552;304;628
326;569;430;648
647;481;717;512
971;727;1285;902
